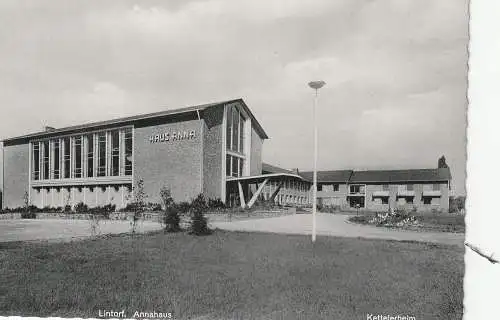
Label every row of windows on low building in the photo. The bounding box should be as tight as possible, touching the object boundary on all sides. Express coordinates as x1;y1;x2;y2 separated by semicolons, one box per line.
271;194;309;205
317;183;442;193
371;196;440;205
31;184;133;208
32;128;133;181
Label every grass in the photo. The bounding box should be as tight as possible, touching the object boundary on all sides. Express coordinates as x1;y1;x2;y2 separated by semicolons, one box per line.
349;212;465;233
0;230;463;319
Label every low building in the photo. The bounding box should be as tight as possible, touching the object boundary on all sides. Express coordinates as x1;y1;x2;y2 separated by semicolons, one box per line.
300;168;451;212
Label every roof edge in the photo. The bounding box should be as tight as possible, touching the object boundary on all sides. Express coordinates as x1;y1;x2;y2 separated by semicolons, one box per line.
2;99;246;143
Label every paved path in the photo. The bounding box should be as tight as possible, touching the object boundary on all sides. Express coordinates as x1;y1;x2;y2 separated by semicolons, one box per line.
210;213;465;246
0;219;164;243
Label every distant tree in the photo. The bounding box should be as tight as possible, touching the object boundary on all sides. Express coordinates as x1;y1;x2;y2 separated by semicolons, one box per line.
449;196;466;213
438;155;449;168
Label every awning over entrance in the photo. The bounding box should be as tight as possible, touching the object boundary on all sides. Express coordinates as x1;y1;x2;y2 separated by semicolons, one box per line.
226;173;311;209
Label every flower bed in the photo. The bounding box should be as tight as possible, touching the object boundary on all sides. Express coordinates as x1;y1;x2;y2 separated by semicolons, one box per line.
349;209;465;233
349;209;423;229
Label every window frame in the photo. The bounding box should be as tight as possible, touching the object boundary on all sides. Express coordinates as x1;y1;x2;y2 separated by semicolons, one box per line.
225;104;248;178
29;125;133;181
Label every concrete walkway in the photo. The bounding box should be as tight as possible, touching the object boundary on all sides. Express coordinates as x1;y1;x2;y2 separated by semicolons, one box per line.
210;213;465;246
0;219;164;243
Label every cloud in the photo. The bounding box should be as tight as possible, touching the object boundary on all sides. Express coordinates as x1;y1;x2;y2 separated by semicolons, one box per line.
0;0;468;195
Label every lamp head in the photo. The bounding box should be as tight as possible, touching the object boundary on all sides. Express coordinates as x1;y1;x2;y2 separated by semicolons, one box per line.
308;81;326;90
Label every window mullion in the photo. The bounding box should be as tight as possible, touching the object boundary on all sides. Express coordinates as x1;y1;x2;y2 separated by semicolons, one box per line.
49;140;54;179
71;136;75;179
93;133;98;177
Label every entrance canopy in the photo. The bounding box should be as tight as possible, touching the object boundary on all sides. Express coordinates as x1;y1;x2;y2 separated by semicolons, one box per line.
226;173;311;209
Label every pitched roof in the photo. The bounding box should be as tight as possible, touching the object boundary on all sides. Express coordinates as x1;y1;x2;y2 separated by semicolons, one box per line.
299;170;353;183
2;98;268;144
262;163;294;174
349;168;451;183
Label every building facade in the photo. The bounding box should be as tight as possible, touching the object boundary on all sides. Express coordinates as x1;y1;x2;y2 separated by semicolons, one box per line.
1;98;451;213
301;168;451;212
1;99;268;209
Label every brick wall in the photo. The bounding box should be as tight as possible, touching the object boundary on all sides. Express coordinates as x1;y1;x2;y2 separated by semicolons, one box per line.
3;143;29;208
133;116;203;204
202;106;224;200
250;127;263;176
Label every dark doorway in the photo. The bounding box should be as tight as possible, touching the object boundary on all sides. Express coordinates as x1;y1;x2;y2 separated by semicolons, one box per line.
348;196;365;208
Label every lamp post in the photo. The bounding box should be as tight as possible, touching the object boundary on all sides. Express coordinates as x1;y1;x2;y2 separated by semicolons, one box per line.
308;80;325;243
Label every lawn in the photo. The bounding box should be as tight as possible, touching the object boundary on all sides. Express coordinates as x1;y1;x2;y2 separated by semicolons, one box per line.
0;230;463;319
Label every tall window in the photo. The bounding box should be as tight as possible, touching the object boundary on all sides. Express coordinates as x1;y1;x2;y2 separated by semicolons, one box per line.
226;155;244;177
53;140;60;179
226;105;245;153
33;143;40;180
87;134;94;177
111;130;120;176
226;107;232;150
226;105;246;177
382;184;390;191
74;136;82;178
239;113;244;153
97;132;107;177
42;141;49;180
124;129;133;176
30;128;132;181
231;108;239;151
63;138;71;178
433;183;440;191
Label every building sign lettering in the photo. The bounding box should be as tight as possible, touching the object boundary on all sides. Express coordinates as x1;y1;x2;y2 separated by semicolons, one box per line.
149;130;196;143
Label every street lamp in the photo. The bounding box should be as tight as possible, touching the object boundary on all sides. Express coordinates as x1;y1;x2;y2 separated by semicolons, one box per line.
308;80;325;243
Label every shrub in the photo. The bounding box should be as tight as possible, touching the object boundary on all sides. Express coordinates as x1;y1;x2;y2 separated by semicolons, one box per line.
64;205;72;213
165;205;181;232
147;202;162;211
103;204;116;213
21;211;37;219
89;214;101;236
27;205;40;213
74;202;89;213
208;198;226;210
130;178;147;233
120;202;138;212
160;187;181;232
368;207;419;227
189;194;211;235
177;201;191;214
449;196;466;213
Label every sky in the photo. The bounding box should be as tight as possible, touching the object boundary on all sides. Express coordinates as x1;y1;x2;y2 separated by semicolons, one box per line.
0;0;468;195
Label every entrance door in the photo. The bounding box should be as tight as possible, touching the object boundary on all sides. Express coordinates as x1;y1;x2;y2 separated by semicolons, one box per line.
348;196;365;208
